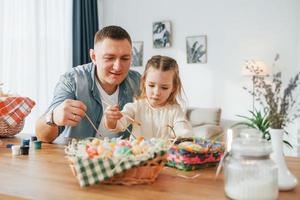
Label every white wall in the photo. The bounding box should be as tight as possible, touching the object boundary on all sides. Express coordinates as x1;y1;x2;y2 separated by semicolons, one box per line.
101;0;300;155
101;0;299;116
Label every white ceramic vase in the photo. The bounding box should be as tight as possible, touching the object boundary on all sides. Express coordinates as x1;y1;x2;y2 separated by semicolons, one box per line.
269;128;298;191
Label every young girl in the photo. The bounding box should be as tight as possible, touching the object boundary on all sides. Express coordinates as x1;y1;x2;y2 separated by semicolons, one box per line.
103;55;193;139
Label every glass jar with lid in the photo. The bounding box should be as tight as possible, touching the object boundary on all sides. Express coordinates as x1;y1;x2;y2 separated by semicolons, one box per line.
224;129;278;200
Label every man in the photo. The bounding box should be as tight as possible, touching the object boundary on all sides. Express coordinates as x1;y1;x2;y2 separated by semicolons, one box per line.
35;26;141;143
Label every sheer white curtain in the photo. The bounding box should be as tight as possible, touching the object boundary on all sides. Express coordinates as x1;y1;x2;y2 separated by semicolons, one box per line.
0;0;72;134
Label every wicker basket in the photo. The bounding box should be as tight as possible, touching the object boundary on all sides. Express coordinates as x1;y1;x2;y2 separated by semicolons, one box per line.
0;119;24;137
69;154;167;186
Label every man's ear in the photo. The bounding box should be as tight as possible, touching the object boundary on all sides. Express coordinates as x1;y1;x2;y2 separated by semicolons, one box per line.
89;49;96;64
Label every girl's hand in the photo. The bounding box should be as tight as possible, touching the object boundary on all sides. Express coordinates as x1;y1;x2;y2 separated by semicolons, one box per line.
104;105;123;129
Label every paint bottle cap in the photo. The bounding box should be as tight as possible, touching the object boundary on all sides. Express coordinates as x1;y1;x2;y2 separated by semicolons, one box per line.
22;139;30;146
6;144;14;149
31;136;38;142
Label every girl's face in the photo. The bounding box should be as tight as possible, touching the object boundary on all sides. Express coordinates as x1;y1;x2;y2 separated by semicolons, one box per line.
145;67;174;108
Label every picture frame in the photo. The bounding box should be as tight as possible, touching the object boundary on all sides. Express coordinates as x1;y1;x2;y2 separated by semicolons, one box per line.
152;21;171;48
131;41;143;67
186;35;207;64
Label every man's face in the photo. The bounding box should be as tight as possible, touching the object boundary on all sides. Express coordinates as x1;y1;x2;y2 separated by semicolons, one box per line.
90;38;132;94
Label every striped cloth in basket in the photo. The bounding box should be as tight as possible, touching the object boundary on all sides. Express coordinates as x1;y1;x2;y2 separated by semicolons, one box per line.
0;97;35;126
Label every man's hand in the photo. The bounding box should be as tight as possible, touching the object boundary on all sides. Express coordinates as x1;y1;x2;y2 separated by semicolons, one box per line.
53;99;87;126
104;105;123;129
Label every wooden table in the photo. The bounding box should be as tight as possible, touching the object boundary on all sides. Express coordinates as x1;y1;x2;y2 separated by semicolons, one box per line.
0;136;299;200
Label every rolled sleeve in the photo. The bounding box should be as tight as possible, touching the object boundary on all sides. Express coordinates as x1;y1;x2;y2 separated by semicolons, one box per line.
46;74;75;113
46;74;75;134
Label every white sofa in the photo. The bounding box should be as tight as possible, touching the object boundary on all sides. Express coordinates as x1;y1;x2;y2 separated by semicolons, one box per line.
186;107;223;139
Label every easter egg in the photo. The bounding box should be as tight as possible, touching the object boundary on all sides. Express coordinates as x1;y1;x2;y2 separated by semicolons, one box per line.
86;145;98;158
114;146;132;156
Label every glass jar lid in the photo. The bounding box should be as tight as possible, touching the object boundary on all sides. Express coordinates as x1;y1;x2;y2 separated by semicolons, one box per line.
231;129;272;157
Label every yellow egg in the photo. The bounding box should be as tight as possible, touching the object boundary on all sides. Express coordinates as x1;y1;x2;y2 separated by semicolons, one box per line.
132;147;141;155
92;138;101;146
109;143;116;149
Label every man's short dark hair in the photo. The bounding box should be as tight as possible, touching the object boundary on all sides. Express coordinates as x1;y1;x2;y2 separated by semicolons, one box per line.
94;25;132;46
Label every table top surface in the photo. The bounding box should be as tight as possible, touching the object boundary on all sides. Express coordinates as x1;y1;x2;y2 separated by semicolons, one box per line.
0;135;299;200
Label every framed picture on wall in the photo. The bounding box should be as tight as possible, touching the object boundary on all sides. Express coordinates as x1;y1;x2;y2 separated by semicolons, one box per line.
152;21;171;48
131;41;143;67
186;35;207;64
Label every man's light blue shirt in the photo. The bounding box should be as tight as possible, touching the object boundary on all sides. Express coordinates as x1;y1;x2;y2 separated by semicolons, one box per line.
47;63;140;141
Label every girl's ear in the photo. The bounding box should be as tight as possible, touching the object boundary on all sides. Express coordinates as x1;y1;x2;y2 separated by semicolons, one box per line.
89;49;96;64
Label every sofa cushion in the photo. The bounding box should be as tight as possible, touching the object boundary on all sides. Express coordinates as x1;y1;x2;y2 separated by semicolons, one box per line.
192;124;223;139
186;107;222;126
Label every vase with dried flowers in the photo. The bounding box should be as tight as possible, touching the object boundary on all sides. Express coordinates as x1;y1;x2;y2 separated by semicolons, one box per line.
243;54;298;190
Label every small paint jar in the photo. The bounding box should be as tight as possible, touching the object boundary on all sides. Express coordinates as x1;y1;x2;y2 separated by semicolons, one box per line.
20;145;29;155
11;145;21;156
33;140;42;150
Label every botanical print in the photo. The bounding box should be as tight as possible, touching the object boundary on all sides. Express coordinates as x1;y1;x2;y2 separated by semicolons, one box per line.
186;35;207;64
132;41;143;67
153;21;171;48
